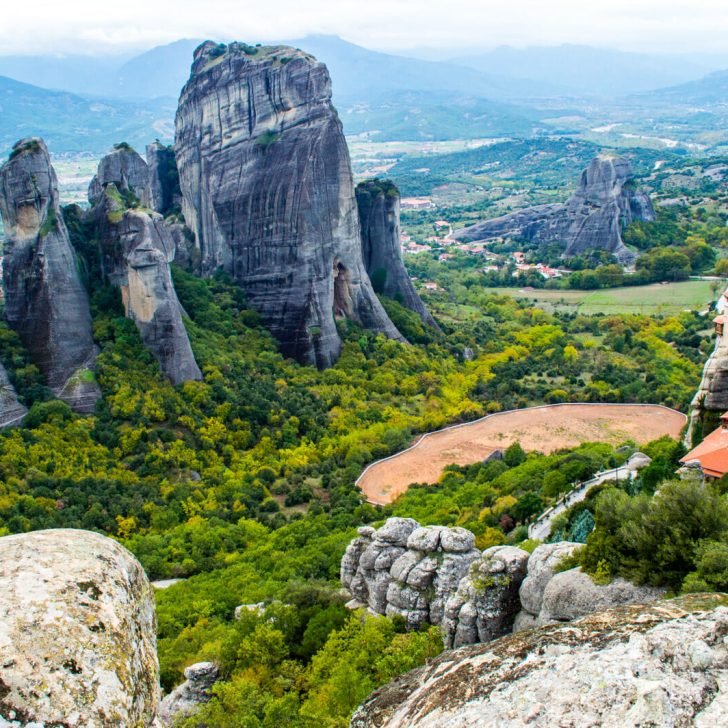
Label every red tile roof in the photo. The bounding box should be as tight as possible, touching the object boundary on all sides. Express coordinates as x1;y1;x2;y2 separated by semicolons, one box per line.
681;423;728;477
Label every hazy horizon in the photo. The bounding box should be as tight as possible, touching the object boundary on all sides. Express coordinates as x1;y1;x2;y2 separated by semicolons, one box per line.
3;0;728;57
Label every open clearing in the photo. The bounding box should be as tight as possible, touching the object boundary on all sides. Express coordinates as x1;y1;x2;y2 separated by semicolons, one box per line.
480;280;717;315
357;404;686;505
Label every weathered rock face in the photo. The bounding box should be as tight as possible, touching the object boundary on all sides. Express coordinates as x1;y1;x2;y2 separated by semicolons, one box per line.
351;595;728;728
442;545;529;648
356;180;437;328
0;138;101;412
88;145;150;206
0;363;27;428
144;142;180;216
0;529;159;726
175;41;403;368
454;155;655;264
157;661;220;727
95;187;202;384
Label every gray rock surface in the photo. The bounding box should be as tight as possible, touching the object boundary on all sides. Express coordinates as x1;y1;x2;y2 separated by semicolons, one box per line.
356;180;437;328
442;545;529;648
95;186;202;384
143;142;179;215
0;363;26;428
0;529;158;726
453;155;655;264
88;144;149;205
516;541;582;622
175;41;403;368
157;662;219;727
350;595;728;728
0;138;101;412
540;567;665;623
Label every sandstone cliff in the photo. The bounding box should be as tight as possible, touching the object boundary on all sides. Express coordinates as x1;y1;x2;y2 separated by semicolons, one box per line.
175;41;403;368
88;143;149;206
0;138;101;412
351;594;728;727
0;529;159;726
93;175;202;385
0;362;27;428
454;155;655;264
356;180;437;328
144;141;180;215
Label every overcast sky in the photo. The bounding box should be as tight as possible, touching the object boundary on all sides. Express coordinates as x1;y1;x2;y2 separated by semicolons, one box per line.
3;0;728;56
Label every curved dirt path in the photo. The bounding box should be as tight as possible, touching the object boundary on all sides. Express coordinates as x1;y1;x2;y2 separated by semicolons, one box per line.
357;404;686;505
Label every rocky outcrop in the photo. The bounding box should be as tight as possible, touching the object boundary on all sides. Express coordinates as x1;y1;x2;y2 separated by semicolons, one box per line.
351;595;728;728
442;546;529;648
144;141;179;215
0;138;101;412
88;144;149;206
175;41;403;368
0;529;159;726
0;363;26;428
356;180;436;328
453;155;655;264
94;186;202;384
157;662;219;726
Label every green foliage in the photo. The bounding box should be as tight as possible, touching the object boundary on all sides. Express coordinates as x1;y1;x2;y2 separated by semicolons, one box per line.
255;130;281;149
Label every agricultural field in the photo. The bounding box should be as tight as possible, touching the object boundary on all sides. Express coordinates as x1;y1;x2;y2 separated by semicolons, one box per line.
478;280;719;315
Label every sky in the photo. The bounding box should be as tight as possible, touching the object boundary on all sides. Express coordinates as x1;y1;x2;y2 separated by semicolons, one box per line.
3;0;728;56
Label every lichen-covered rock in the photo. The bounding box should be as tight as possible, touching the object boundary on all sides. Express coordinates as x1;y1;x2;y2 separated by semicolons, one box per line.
356;179;436;328
0;138;100;412
175;41;403;368
351;594;728;728
94;187;201;384
539;567;665;623
516;541;582;622
88;144;149;205
442;545;529;648
453;155;655;264
0;529;158;726
0;363;26;428
157;662;219;727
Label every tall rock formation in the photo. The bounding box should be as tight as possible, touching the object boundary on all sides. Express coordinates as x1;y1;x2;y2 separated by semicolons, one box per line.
356;179;437;328
88;143;150;206
453;155;655;264
0;362;27;428
144;141;180;215
0;529;159;726
90;147;202;384
0;138;101;412
175;41;403;368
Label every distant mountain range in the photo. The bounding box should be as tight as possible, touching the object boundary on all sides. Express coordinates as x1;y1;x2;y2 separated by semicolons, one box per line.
643;70;728;104
1;35;727;153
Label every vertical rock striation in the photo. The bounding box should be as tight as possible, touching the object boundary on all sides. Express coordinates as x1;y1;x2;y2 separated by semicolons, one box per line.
93;176;202;385
453;155;655;264
0;362;27;428
175;41;403;368
356;179;437;327
0;138;100;412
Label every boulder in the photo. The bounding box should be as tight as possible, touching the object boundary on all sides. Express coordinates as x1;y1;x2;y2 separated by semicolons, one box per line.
356;179;437;328
351;594;728;728
0;363;26;428
0;138;100;412
156;662;219;727
453;155;655;264
539;567;665;623
0;529;158;726
442;546;529;648
175;41;403;368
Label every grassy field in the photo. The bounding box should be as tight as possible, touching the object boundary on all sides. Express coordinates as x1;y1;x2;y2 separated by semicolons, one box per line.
480;280;720;315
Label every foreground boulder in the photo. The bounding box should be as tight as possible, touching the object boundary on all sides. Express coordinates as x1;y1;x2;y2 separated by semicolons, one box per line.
351;594;728;727
0;529;159;726
356;179;437;328
157;662;220;726
0;363;26;428
0;138;101;412
175;41;403;368
453;155;655;264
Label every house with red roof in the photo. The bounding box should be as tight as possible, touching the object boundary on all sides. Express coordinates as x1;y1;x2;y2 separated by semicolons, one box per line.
680;412;728;479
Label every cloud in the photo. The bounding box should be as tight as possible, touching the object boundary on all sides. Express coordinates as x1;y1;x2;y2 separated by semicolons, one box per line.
2;0;728;55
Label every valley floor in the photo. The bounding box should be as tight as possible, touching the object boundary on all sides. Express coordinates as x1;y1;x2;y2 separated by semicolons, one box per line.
357;403;686;504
